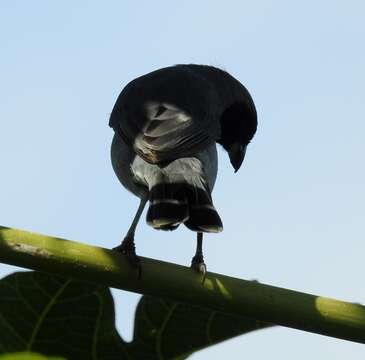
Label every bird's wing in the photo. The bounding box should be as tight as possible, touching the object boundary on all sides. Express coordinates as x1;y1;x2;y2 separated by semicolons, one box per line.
109;65;257;170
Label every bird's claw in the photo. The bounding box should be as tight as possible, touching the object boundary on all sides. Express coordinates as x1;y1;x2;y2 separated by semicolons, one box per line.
191;255;207;284
113;241;142;279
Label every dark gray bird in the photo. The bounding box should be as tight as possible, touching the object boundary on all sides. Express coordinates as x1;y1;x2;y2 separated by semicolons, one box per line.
109;64;257;278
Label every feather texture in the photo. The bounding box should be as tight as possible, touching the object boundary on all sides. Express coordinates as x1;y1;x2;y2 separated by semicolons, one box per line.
110;64;257;171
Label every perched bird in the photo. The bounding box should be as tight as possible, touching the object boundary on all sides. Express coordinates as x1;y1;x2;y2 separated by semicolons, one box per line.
109;64;257;279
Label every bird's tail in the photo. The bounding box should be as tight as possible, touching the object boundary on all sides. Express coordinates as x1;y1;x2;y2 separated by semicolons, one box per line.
146;182;223;233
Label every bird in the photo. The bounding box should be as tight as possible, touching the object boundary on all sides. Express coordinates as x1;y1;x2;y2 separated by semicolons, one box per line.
109;64;257;280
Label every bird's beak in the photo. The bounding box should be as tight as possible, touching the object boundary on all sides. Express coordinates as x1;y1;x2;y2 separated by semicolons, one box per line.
228;143;247;173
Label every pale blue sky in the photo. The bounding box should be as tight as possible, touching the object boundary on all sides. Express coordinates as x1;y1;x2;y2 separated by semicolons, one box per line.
1;1;364;358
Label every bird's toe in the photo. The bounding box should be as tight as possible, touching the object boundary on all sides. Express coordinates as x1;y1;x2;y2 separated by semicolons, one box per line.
113;240;142;279
191;255;207;284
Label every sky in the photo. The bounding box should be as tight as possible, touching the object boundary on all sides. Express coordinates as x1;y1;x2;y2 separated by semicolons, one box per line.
1;0;364;358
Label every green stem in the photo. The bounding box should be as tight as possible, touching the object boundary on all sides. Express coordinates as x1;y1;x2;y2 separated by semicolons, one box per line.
0;225;364;344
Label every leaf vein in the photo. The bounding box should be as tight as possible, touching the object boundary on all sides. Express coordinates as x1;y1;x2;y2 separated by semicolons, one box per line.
26;278;72;350
156;302;178;360
0;312;27;345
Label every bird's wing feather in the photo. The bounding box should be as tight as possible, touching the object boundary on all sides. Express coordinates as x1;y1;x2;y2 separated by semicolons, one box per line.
110;66;221;163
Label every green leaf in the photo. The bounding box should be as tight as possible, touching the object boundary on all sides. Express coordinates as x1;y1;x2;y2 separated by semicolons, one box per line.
0;272;272;359
0;271;123;360
128;296;271;359
0;352;65;360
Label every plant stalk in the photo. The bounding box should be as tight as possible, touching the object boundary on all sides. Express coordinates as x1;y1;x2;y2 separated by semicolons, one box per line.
0;225;364;344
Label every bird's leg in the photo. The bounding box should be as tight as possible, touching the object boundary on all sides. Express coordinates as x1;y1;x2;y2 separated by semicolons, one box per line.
113;196;147;278
191;232;207;283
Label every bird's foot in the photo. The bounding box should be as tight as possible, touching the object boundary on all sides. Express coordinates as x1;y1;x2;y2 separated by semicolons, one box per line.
191;254;207;284
113;238;142;279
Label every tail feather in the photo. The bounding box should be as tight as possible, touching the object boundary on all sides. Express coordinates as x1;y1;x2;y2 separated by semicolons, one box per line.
146;183;189;230
185;203;223;233
146;199;189;230
146;181;223;233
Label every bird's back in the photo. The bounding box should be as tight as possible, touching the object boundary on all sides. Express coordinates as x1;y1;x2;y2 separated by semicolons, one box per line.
109;64;257;168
